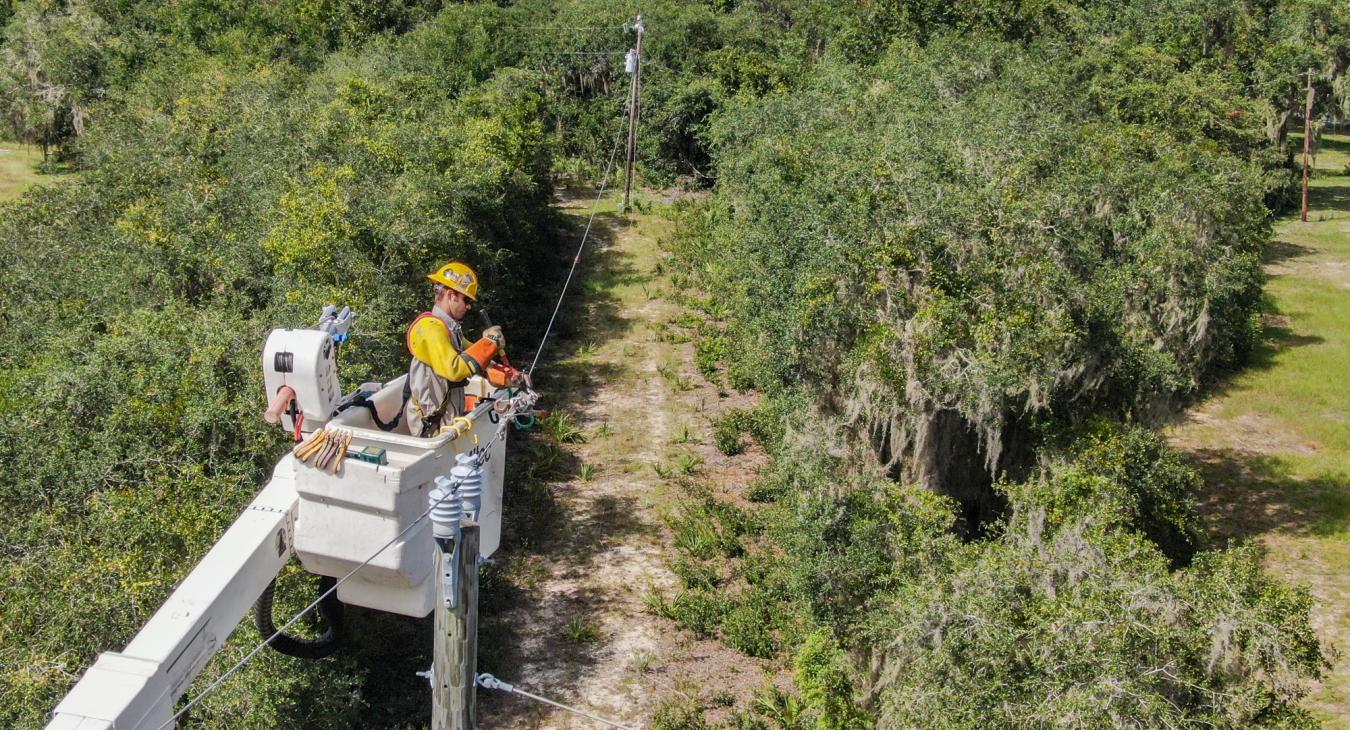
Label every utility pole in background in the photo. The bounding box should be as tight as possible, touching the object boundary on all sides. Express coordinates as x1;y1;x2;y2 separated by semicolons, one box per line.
1302;68;1315;223
622;14;644;213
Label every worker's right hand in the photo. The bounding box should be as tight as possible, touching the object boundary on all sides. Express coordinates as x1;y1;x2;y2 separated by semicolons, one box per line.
483;325;505;350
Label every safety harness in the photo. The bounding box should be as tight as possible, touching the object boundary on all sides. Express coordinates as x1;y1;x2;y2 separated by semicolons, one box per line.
333;312;481;436
404;311;480;437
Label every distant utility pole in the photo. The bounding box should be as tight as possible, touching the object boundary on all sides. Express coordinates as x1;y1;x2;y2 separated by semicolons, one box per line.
1301;68;1315;223
622;14;644;214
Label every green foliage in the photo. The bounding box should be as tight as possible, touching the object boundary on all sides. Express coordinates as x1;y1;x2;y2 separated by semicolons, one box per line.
674;37;1273;505
779;471;961;633
673;556;721;591
794;630;874;730
0;0;110;156
713;398;793;457
721;586;781;658
1011;422;1205;565
0;6;564;724
563;616;601;644
526;442;569;482
669;500;741;561
694;330;729;379
752;685;810;730
652;697;714;730
540;410;587;443
733;445;1323;726
868;530;1324;728
714;409;749;456
674;451;703;475
666;590;729;637
1;0;1340;726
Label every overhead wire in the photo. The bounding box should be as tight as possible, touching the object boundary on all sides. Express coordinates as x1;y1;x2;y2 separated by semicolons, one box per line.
526;83;632;376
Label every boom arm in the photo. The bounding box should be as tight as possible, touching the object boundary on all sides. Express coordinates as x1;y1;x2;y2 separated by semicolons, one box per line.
46;463;300;730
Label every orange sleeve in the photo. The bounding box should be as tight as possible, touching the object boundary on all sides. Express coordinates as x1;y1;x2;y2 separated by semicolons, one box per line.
462;338;498;370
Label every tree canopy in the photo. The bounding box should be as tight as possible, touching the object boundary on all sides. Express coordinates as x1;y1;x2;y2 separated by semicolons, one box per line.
0;0;1342;727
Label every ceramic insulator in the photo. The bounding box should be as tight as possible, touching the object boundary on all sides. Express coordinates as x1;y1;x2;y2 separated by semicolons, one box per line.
452;452;484;521
428;476;464;540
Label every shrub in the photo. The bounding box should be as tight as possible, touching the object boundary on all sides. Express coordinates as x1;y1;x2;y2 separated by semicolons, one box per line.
714;409;749;455
722;589;779;659
695;332;729;380
685;38;1271;500
866;528;1324;728
1019;422;1205;565
668;590;729;637
673;557;720;591
794;630;874;730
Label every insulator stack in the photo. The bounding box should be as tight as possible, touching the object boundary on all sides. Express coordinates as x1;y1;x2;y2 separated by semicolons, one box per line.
428;476;464;540
452;452;484;521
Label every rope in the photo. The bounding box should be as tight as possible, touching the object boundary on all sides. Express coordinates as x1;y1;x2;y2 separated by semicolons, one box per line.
478;673;637;730
158;419;514;730
526;89;631;376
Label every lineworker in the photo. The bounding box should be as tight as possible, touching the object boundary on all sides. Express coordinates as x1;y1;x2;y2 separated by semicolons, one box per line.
404;261;523;438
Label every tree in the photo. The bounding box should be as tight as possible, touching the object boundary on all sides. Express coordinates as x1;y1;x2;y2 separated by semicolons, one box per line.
0;0;109;161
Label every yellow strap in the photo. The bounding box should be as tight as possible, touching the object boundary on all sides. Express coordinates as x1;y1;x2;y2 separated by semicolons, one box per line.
451;416;476;444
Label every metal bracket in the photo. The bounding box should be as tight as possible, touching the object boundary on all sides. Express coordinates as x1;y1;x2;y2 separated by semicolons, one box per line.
441;543;459;610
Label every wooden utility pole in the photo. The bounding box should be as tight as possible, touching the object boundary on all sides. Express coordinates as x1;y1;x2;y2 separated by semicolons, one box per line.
433;525;479;730
1301;68;1315;223
622;14;644;213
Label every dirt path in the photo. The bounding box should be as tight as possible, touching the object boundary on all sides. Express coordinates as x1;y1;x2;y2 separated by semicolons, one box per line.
1168;135;1350;728
476;193;771;728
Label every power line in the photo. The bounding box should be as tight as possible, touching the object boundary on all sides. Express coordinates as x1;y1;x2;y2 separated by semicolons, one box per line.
491;25;626;32
526;101;630;376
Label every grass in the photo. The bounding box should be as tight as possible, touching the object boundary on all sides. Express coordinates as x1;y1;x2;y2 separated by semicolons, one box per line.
674;452;703;475
0;142;63;201
562;615;602;644
671;423;698;444
1169;133;1350;726
540;410;587;443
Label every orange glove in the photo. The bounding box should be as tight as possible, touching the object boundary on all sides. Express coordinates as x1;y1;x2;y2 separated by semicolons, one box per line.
462;338;499;371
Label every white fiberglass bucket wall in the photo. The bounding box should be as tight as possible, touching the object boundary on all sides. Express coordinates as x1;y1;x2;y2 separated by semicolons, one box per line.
291;375;506;618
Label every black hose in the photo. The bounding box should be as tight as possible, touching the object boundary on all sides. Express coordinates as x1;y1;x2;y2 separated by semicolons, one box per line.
253;574;344;659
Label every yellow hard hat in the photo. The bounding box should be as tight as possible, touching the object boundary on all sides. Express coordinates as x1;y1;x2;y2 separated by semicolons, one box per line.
428;261;479;301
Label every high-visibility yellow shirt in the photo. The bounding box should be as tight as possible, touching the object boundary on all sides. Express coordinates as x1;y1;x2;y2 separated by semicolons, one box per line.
403;307;498;437
408;314;477;383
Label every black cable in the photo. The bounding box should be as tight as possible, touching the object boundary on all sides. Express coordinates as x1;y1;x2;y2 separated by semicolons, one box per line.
253;575;344;660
